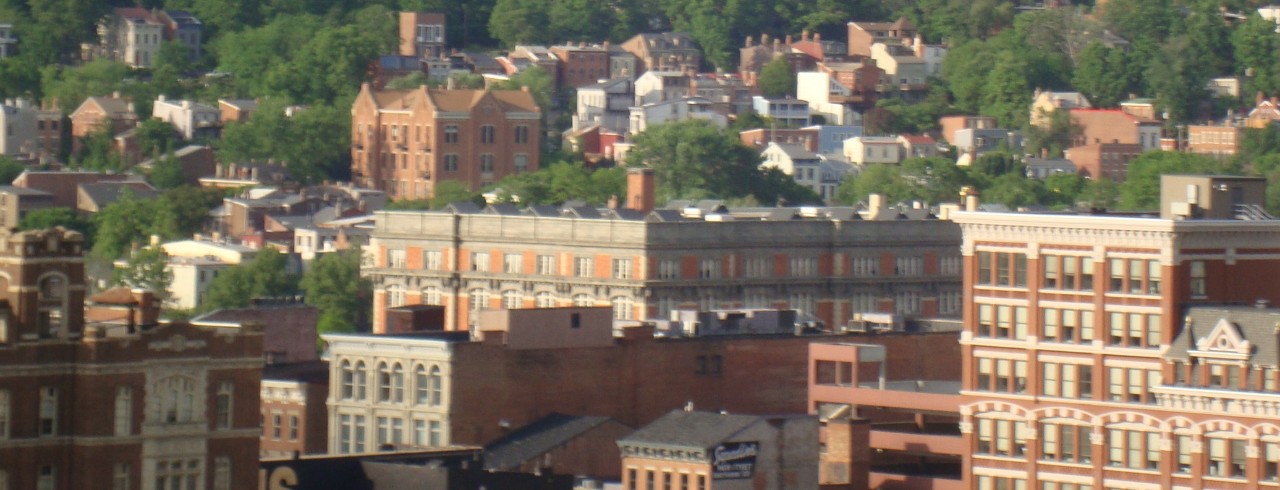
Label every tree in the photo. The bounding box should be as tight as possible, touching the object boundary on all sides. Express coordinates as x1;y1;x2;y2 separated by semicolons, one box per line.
300;249;370;334
757;57;796;98
0;156;25;184
1041;172;1086;207
1234;15;1280;98
385;72;429;90
488;0;551;47
980;49;1033;128
135;119;179;160
493;66;555;114
40;60;131;116
148;152;188;190
1118;152;1225;210
1079;177;1121;209
201;248;300;312
115;246;173;302
835;164;913;205
495;161;625;206
18;207;93;239
983;172;1045;208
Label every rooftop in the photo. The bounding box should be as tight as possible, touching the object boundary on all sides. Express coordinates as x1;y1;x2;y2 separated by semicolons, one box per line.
618;410;760;450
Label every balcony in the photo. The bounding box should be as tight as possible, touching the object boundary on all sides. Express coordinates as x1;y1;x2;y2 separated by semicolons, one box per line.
1151;384;1280;417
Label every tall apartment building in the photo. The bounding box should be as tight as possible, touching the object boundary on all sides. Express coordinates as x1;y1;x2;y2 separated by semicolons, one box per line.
350;84;541;200
955;175;1280;489
399;12;446;59
0;227;263;490
365;174;961;333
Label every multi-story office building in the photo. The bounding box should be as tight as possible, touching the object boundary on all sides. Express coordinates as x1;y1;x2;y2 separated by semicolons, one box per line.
955;175;1280;489
0;227;263;490
350;84;541;200
364;170;962;332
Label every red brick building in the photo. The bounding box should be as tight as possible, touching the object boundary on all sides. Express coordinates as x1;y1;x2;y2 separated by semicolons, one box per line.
549;44;610;89
0;227;263;490
260;361;329;459
954;175;1280;489
1064;142;1141;181
350;84;541;200
68;94;137;154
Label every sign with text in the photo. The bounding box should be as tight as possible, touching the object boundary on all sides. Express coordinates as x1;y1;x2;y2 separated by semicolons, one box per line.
711;441;759;480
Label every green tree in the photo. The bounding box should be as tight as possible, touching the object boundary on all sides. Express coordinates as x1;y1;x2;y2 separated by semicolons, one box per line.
18;207;93;239
91;191;151;260
488;0;550;47
41;60;131;115
385;72;429;90
757;57;796;98
496;161;626;206
493;66;555;114
1118;152;1225;210
980;49;1033;128
1041;172;1086;207
115;246;173;302
148;152;188;190
300;248;370;334
201;248;300;312
1079;177;1121;209
0;156;25;184
1234;14;1280;98
835;164;913;205
983;172;1045;208
71;125;125;172
135;119;179;160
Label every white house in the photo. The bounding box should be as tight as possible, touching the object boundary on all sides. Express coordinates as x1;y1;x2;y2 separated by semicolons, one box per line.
844;136;904;166
0;98;38;156
633;71;689;106
752;96;810;128
573;78;633;133
153;95;221;140
795;71;861;125
761;142;852;202
628;97;727;135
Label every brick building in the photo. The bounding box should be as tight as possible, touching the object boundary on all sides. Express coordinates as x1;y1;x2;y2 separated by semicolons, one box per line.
1186;124;1242;158
364;174;962;333
260;361;329;459
68;94;137;154
0;227;263;490
549;44;610;89
1063;142;1142;182
323;306;962;458
846;18;916;58
350;84;541;200
620;32;702;74
398;12;446;59
954;175;1280;489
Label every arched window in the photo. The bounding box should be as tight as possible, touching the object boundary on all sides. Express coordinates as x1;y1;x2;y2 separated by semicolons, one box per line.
502;290;521;309
340;360;354;399
391;364;404;403
535;291;556;308
354;361;368;401
39;275;64;300
386;286;405;308
377;362;392;402
573;294;594;307
428;366;443;406
612;296;633;320
414;365;429;405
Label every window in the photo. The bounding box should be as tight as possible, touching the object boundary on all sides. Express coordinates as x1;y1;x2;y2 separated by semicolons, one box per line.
1206;435;1248;478
1105;312;1160;348
0;390;7;440
852;256;878;276
536;255;555;275
272;413;282;439
573;294;594;307
515;125;529;144
480;125;495;144
289;415;298;440
792;257;818;277
699;258;720;279
113;463;130;490
422;287;441;305
612;296;633;320
1190;260;1206;297
153;460;200;490
339;414;352;453
387;249;406;268
444;125;458;143
1175;434;1194;474
39;387;57;435
480;154;494;173
658;259;680;279
428;366;442;406
378;363;392;402
425;251;442;270
354;415;367;452
115;386;132;435
574;257;594;277
429;420;442;446
535;291;556;308
1040;422;1091;464
213;458;230;490
471;252;490;272
37;466;53;490
974;358;1026;394
613;258;633;279
444;154;459;172
502;290;521;309
975;417;1027;457
1266;441;1280;481
514;153;529;172
215;382;232;429
503;253;522;273
414;419;427;446
1106;429;1160;469
341;360;355;399
976;252;1028;287
354;362;368;401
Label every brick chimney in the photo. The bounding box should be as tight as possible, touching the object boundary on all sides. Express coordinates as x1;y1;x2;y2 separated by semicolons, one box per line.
627;167;655;213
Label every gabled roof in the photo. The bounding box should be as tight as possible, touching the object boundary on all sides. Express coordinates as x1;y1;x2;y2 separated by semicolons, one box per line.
484;413;622;470
766;143;819;161
365;86;540;114
1166;306;1280;367
619;410;759;450
79;181;159;208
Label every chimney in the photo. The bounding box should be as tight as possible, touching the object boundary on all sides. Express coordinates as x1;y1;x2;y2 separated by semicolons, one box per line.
745;36;753;47
607;195;618;209
868;194;884;213
814;33;821;42
785;34;793;45
802;30;810;41
157;94;166;102
626;167;655;213
961;186;981;212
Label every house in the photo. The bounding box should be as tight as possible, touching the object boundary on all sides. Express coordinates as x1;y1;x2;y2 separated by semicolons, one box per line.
740;128;820;152
620;32;702;74
160;236;259;309
69;93;137;154
898;134;938;158
1207;76;1243;98
633;71;690;106
399;11;446;59
752;96;810;127
938;115;997;145
0;98;39;156
157;9;202;61
846;17;917;58
484;413;632;479
136;145;218;186
578;79;637;134
0;186;54;230
1186;123;1242;158
628;97;727;135
1119;97;1158;120
869;42;927;88
564;125;626;161
1246;94;1280;128
509;45;560;84
951;127;1021;158
549;43;611;88
0;23;15;58
1070;108;1161;151
738;32;822;86
1064;142;1141;181
96;7;164;67
796;61;882;122
12;169;133;207
76;180;159;214
153;95;221;140
760;142;850;202
218;99;257;124
350;84;541;199
690;74;753;115
844;135;904;166
1023;156;1078;179
1029;89;1092;128
618;410;818;490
